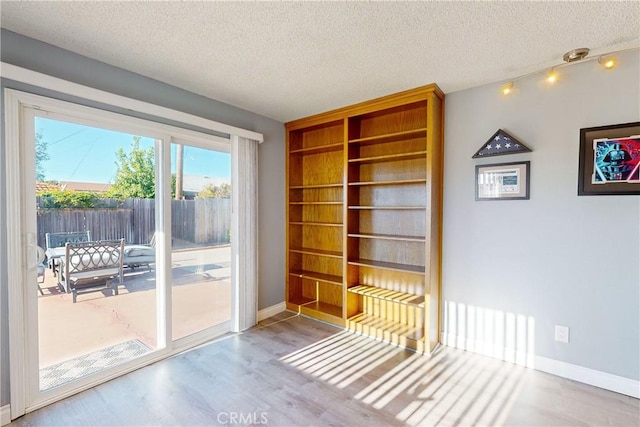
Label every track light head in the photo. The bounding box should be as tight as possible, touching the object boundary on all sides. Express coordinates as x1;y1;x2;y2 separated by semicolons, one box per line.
501;82;514;96
599;56;617;69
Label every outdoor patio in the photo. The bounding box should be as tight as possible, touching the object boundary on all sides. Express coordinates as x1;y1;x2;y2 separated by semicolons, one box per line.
36;245;231;375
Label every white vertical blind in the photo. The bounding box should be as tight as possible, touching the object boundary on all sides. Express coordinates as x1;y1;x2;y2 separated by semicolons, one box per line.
231;135;259;331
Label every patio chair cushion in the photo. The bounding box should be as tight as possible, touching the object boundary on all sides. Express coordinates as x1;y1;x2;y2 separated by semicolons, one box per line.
123;245;155;268
68;268;121;285
124;245;155;258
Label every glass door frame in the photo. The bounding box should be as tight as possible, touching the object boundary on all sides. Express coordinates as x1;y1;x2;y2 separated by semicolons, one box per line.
6;89;235;414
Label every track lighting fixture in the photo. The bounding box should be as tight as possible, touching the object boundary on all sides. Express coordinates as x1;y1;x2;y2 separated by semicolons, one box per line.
498;47;636;96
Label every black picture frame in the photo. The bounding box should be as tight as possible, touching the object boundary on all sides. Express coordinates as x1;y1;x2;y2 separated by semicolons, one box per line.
475;161;530;201
578;122;640;196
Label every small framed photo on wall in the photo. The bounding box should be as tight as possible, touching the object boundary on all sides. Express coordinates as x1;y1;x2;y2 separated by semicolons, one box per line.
476;161;530;201
578;122;640;195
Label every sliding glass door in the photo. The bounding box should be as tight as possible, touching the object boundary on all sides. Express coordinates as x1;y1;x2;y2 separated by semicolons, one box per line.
10;94;234;411
170;143;232;340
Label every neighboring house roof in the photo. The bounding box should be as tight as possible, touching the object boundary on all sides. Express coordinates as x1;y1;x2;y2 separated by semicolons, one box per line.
58;181;112;193
36;181;112;193
35;182;58;192
45;181;111;193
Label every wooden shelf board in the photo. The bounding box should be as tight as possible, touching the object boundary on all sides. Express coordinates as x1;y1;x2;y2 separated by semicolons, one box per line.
290;183;343;190
289;201;342;205
286;300;344;326
289;221;343;227
289;247;342;258
348;128;427;145
348;285;425;307
289;270;343;285
348;151;427;164
348;179;426;187
299;300;343;319
347;313;425;347
288;296;316;307
347;233;425;242
348;259;425;274
290;143;343;155
348;206;424;210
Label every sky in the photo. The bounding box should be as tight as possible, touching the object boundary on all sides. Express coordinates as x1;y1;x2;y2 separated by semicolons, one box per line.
36;117;231;184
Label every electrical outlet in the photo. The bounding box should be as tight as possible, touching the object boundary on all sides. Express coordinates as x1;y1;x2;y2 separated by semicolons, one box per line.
555;325;569;343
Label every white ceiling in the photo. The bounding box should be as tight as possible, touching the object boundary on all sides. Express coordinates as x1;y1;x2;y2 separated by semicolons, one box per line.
1;1;638;122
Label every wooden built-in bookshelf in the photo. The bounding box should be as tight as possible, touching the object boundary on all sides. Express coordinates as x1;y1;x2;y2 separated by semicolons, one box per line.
285;85;444;352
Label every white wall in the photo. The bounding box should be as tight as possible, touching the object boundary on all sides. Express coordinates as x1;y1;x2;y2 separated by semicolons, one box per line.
442;50;639;382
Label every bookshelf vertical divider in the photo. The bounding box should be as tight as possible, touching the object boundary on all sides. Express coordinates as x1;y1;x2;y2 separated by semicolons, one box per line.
285;85;444;352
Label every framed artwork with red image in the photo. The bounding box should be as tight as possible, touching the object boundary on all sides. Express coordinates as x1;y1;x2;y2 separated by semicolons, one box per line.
578;122;640;195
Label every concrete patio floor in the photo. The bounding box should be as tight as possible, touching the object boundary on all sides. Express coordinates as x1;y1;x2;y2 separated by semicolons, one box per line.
37;245;231;369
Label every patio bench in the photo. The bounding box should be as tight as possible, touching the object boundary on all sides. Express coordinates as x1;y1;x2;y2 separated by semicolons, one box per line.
60;239;124;303
45;231;92;275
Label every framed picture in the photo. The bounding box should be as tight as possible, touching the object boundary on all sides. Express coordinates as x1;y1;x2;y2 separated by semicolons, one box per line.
476;161;530;201
578;122;640;195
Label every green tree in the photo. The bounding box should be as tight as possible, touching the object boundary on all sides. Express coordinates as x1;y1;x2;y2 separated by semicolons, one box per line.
37;189;96;209
35;130;50;181
107;137;176;199
108;137;156;199
197;183;231;199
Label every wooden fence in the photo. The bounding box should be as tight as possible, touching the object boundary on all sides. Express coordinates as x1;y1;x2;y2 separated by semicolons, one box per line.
36;197;231;249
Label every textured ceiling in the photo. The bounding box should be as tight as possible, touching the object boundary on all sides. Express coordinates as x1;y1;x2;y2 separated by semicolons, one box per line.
1;1;638;122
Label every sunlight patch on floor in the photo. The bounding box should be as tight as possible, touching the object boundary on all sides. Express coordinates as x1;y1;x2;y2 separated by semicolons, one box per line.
280;331;405;388
281;327;528;426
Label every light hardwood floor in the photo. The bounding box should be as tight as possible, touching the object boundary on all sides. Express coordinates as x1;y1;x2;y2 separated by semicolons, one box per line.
10;312;640;426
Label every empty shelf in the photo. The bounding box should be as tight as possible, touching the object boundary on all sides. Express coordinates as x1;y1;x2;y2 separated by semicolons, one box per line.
289;201;342;205
348;259;425;274
289;270;343;285
347;313;424;347
299;300;343;318
289;247;342;258
289;221;343;227
348;285;425;307
348;128;427;145
347;233;425;242
348;178;426;186
289;183;343;189
348;206;424;210
348;151;427;164
290;143;343;155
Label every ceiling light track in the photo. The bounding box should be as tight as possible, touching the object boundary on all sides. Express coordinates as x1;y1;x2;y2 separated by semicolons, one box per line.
499;46;638;96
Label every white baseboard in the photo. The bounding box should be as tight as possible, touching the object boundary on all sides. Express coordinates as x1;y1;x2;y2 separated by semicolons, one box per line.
441;332;639;398
1;404;10;426
257;301;286;322
534;355;639;399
